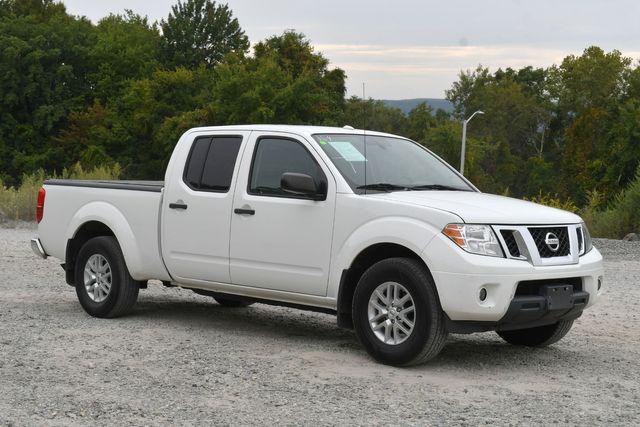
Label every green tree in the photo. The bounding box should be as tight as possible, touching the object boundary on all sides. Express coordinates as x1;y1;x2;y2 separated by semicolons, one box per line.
56;67;217;178
161;0;249;69
549;47;631;115
0;0;96;183
628;66;640;99
54;101;120;169
447;67;551;159
494;66;547;100
405;102;435;143
342;97;407;134
551;47;637;203
104;67;216;177
422;120;499;192
0;0;66;19
253;31;346;123
445;66;492;119
603;99;640;192
90;11;162;102
444;65;556;197
211;32;346;125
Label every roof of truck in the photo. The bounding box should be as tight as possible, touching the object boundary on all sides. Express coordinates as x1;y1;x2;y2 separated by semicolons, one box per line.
186;124;406;139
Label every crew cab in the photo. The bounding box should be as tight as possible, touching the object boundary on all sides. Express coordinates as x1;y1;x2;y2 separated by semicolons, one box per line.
31;125;604;365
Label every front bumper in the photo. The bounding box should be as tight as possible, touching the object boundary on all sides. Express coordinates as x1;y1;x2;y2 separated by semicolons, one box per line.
423;233;604;323
30;237;48;259
496;282;590;330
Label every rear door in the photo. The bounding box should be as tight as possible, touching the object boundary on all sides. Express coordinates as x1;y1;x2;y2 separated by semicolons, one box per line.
229;132;336;296
162;131;250;283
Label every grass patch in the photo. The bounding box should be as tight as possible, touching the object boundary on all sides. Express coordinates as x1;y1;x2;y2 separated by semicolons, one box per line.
0;163;121;222
582;167;640;238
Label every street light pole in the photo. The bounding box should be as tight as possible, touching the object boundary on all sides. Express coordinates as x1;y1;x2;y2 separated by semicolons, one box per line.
460;110;484;175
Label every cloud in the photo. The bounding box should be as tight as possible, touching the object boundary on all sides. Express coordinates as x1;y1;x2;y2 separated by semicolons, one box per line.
311;43;640;97
63;0;640;99
331;63;459;75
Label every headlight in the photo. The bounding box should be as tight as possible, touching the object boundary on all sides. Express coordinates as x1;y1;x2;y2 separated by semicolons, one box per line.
579;222;593;255
443;224;504;258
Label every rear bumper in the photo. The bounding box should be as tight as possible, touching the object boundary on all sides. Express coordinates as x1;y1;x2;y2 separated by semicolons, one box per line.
423;233;604;323
30;237;48;259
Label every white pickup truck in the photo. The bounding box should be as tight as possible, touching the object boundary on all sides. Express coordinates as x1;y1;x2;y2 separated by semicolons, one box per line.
32;125;604;366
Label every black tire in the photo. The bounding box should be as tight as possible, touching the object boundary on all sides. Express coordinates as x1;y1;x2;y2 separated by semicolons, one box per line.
74;236;139;318
352;257;448;366
497;320;574;347
213;296;254;308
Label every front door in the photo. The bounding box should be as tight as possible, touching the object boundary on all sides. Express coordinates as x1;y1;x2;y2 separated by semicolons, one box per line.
229;132;336;296
162;131;249;284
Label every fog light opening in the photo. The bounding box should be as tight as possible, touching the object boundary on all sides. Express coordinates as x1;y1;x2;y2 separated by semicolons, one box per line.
479;287;488;302
597;277;603;291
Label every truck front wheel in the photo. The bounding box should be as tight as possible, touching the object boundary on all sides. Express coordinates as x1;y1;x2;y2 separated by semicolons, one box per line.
352;257;448;366
74;236;139;318
497;320;574;347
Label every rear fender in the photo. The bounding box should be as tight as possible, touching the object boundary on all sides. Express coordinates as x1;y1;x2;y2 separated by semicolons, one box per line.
65;201;143;280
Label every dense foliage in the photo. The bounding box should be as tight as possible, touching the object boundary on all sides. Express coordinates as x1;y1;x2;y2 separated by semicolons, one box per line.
1;0;639;235
0;0;343;182
443;49;640;206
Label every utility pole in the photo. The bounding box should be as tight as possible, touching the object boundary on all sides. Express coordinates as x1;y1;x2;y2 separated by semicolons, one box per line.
460;110;484;175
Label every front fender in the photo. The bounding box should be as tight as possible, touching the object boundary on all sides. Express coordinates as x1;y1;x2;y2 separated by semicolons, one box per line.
327;216;442;299
66;201;143;280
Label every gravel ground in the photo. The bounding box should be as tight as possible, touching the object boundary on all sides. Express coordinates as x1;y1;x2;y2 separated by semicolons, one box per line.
1;226;639;425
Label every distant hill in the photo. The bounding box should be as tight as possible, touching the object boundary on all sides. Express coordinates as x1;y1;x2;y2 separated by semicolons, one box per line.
381;98;454;115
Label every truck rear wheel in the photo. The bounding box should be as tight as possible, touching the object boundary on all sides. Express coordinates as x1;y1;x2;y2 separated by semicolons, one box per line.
497;320;574;347
74;236;139;318
352;257;448;366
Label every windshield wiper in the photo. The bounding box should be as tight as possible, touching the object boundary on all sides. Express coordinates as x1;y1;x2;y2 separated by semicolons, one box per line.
356;183;409;192
356;183;471;192
408;184;472;191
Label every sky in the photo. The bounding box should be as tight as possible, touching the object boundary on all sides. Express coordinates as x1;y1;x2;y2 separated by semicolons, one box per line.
62;0;640;99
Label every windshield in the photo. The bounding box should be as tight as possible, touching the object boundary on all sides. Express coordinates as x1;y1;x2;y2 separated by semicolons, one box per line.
312;134;474;194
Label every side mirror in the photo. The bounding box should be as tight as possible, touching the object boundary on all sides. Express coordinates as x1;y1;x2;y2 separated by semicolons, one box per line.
281;173;326;200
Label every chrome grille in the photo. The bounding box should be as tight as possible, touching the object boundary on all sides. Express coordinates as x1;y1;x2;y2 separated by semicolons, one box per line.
528;227;570;258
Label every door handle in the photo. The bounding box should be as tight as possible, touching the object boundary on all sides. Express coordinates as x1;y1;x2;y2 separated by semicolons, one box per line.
169;202;188;210
234;208;255;215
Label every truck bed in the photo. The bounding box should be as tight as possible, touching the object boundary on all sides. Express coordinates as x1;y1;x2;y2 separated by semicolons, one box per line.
39;179;170;282
44;179;164;192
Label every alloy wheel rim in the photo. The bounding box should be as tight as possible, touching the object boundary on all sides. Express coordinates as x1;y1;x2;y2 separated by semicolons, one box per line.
83;254;112;303
367;281;416;345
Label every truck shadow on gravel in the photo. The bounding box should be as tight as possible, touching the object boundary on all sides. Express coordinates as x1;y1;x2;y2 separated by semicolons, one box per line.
124;294;587;369
429;337;586;370
130;295;356;342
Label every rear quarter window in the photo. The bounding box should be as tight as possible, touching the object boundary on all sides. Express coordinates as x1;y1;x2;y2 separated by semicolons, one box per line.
183;136;242;192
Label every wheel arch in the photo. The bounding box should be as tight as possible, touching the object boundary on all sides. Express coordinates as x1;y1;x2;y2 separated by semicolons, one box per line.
336;242;437;329
64;202;141;285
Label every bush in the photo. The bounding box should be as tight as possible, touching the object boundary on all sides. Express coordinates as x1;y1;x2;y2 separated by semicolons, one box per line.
523;192;579;213
582;167;640;238
0;163;121;222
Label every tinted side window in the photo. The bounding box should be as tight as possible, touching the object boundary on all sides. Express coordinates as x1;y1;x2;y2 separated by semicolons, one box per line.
249;137;325;197
184;136;242;192
201;137;242;190
184;137;210;188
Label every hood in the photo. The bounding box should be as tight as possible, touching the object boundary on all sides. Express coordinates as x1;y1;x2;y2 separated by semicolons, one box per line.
370;191;582;225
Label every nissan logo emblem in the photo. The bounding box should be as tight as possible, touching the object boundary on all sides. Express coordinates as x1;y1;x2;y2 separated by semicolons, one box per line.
545;232;560;252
